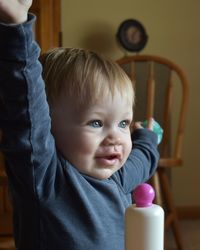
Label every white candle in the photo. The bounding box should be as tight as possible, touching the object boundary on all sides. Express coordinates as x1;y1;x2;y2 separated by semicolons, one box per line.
125;183;164;250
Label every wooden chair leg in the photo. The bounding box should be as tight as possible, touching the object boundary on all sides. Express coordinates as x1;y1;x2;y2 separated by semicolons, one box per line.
158;168;184;250
0;237;15;250
149;171;162;206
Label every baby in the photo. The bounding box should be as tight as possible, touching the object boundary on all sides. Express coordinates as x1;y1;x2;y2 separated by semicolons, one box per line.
0;1;159;249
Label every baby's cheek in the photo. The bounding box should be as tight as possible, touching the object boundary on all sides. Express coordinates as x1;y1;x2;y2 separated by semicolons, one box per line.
125;139;133;158
78;136;96;154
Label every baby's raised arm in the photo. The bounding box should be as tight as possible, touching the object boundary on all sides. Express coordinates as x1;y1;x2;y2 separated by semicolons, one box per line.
0;0;32;24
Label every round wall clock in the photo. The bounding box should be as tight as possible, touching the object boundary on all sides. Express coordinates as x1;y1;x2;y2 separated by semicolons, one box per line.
116;19;148;53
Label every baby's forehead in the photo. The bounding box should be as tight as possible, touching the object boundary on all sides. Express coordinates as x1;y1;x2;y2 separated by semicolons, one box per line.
78;92;133;113
87;87;133;103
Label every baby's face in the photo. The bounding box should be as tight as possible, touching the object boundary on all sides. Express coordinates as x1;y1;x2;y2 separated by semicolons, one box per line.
51;91;133;179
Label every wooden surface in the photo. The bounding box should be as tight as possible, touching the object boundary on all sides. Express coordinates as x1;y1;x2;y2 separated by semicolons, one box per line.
30;0;61;52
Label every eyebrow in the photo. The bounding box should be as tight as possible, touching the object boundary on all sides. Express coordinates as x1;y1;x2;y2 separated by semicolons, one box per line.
87;111;133;118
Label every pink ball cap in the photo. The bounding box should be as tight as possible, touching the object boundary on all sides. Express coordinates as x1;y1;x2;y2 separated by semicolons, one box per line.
133;183;155;207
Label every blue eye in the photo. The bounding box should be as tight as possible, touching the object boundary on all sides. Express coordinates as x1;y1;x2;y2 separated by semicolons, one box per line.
119;120;129;128
88;120;103;128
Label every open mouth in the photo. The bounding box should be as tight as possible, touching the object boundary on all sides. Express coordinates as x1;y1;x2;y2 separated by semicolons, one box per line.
95;153;121;166
105;154;120;160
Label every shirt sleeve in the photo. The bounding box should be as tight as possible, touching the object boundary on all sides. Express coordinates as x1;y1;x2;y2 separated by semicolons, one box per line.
112;128;159;194
0;14;57;197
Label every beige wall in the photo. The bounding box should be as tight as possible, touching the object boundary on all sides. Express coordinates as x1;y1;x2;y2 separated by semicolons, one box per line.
61;0;200;206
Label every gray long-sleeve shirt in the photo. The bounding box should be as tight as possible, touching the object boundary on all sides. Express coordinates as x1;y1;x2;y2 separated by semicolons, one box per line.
0;14;159;250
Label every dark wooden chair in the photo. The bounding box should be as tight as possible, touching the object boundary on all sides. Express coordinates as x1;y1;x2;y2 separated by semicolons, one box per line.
117;55;189;250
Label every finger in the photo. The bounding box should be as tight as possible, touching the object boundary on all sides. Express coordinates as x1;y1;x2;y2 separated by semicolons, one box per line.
132;121;143;129
146;117;154;130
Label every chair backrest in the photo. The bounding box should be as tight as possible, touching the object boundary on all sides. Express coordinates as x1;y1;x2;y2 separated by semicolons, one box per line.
116;55;189;168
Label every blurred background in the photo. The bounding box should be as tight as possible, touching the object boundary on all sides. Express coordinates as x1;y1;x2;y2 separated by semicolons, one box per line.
61;0;200;210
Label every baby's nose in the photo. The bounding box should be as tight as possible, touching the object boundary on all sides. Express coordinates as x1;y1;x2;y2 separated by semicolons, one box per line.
103;132;121;146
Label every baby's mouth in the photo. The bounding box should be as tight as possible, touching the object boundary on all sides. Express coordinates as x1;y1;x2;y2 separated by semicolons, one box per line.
96;152;121;159
105;154;120;160
95;153;121;166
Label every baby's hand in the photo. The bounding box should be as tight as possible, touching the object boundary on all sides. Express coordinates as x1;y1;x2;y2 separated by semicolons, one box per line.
132;118;163;144
0;0;32;24
132;117;154;131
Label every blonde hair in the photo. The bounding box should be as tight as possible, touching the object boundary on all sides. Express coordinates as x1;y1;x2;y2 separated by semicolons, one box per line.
40;48;134;109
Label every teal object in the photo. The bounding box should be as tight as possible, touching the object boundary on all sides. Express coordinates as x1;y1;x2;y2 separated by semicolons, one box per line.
142;120;163;144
